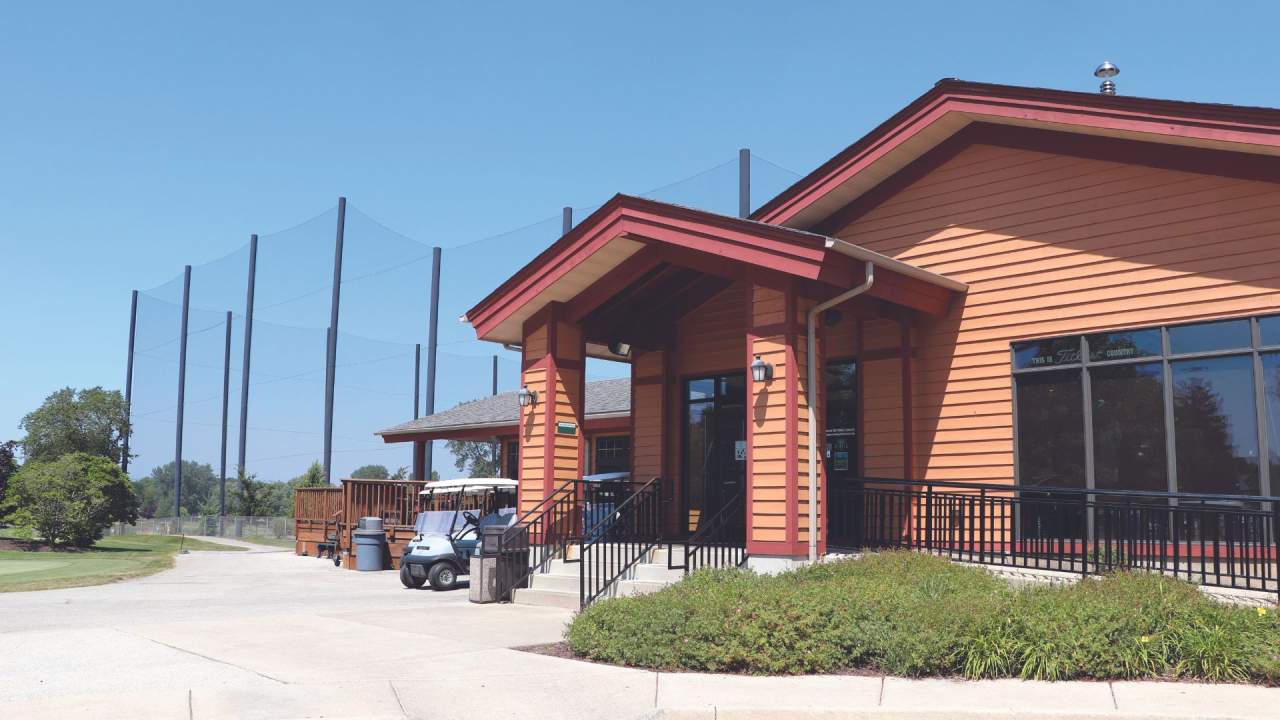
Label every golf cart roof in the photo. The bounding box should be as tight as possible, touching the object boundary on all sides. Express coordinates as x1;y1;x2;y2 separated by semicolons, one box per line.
582;472;630;482
418;478;518;495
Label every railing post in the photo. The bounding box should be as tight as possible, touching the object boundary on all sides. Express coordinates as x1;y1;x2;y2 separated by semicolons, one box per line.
924;485;933;552
1272;501;1280;603
1080;491;1090;580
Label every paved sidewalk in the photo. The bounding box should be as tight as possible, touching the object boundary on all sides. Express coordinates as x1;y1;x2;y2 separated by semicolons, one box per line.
2;541;1276;719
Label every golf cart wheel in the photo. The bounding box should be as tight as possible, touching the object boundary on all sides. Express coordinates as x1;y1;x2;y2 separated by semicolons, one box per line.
333;554;341;567
400;563;426;589
428;562;458;591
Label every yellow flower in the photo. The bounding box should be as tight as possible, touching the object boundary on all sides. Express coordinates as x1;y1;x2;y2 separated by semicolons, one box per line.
1139;635;1151;644
1258;607;1268;617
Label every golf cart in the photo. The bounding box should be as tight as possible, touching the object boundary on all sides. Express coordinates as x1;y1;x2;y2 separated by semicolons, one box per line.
399;478;517;591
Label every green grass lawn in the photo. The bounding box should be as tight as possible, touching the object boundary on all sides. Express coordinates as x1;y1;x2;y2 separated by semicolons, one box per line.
238;534;296;549
0;534;245;593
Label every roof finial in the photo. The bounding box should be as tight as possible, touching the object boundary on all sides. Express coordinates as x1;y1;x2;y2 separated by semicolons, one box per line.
1094;61;1119;95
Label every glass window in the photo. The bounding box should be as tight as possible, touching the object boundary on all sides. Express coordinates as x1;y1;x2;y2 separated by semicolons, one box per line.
1172;355;1260;495
1015;370;1085;488
593;436;631;474
824;361;858;434
1260;316;1280;347
1090;362;1167;492
684;400;711;514
504;441;519;481
1086;329;1162;363
687;378;715;401
1263;353;1280;489
1013;336;1082;370
1168;319;1251;355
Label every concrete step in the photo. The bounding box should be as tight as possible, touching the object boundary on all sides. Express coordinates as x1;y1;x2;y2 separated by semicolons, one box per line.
511;586;580;610
526;571;581;594
615;579;673;597
631;562;685;584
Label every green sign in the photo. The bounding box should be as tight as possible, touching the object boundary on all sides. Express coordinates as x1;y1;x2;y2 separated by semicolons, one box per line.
555;421;578;436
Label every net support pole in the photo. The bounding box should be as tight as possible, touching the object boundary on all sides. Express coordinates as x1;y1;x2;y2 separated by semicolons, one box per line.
414;344;422;420
122;290;138;473
173;265;191;519
237;234;257;476
324;198;347;484
491;355;498;396
219;311;232;518
562;206;573;235
738;147;750;218
423;246;441;479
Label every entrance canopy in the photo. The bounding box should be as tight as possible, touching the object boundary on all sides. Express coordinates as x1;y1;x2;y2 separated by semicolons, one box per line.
462;195;966;353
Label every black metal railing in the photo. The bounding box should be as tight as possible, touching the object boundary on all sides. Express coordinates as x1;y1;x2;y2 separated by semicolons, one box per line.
494;480;579;602
668;494;747;572
579;477;662;607
831;477;1280;599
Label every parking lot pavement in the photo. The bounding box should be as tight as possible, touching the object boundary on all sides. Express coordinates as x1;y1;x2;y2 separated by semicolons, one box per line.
3;541;1279;720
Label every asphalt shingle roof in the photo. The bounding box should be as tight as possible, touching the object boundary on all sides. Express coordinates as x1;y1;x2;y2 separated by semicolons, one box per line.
377;377;630;437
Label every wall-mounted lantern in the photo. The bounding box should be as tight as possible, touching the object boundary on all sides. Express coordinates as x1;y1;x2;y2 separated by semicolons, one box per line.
517;385;538;408
750;354;774;383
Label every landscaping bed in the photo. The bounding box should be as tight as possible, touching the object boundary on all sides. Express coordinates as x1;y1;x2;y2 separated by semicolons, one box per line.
566;552;1280;683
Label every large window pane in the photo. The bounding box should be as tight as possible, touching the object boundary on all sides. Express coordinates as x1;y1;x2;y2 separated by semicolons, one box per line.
1090;362;1167;492
1172;355;1259;495
1015;370;1085;487
1168;319;1251;355
824;361;857;433
1261;352;1280;488
1013;336;1081;370
1087;329;1162;363
1260;316;1280;348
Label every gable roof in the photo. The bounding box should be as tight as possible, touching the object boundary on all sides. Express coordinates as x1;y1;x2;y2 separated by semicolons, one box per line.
753;79;1280;232
377;377;631;439
462;194;965;344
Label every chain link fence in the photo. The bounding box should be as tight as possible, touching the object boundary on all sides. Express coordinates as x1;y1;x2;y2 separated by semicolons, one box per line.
108;515;294;540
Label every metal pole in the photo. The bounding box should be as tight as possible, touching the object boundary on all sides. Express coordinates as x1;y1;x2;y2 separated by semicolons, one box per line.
173;266;191;518
122;290;138;473
491;355;498;396
738;148;750;218
424;246;441;479
414;344;422;420
237;234;257;476
324;198;347;484
562;206;573;235
219;311;232;517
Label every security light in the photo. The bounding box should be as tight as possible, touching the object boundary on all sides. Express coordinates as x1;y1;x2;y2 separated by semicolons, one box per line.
608;340;632;357
517;386;537;407
750;354;774;383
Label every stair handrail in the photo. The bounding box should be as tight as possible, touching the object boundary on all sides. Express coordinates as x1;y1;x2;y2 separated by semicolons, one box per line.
579;476;663;607
668;493;748;572
494;480;579;602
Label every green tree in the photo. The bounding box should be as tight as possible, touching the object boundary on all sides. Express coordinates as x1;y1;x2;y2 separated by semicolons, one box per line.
20;387;130;464
290;461;328;487
4;452;139;546
0;440;18;520
350;464;389;480
132;460;219;518
444;439;500;478
230;469;271;516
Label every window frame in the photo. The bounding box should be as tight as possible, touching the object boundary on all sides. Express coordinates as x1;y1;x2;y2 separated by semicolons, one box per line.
1011;313;1278;498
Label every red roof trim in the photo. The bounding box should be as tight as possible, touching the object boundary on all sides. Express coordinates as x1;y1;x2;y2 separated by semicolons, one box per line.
753;79;1280;228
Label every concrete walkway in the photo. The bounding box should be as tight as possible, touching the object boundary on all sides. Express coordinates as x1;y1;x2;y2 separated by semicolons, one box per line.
1;539;1276;719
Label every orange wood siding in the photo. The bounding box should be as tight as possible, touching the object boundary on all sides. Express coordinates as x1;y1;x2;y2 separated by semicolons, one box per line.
631;349;666;483
834;142;1280;487
676;281;747;378
519;308;585;512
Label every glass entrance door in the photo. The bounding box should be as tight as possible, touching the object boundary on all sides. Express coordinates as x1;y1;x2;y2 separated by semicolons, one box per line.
683;374;746;534
825;360;860;547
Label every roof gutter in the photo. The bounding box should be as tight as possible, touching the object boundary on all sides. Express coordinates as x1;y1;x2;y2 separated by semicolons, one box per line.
806;260;875;564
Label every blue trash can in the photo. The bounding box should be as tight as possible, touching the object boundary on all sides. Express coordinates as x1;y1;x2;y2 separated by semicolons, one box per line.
353;529;387;571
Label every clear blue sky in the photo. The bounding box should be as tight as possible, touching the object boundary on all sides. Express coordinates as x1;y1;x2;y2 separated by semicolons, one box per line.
4;1;1280;478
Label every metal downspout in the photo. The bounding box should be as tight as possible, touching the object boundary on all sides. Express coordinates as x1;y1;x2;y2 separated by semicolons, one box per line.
806;261;874;563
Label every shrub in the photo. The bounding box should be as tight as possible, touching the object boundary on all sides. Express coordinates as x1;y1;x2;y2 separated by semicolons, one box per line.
4;452;139;546
566;552;1280;683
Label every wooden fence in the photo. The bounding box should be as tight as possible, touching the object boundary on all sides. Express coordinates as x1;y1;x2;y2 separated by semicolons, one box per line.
294;487;343;556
